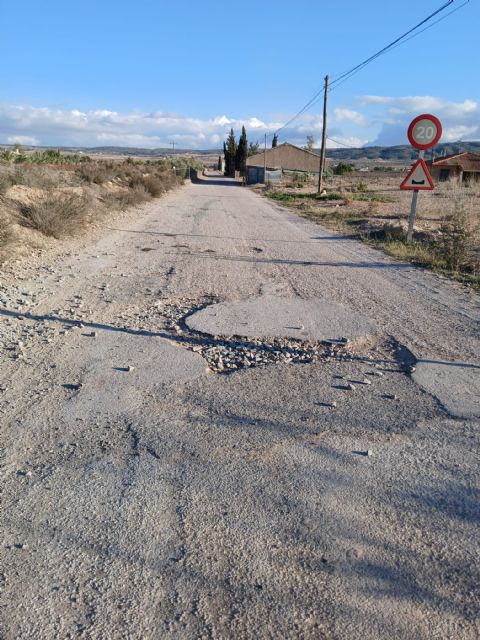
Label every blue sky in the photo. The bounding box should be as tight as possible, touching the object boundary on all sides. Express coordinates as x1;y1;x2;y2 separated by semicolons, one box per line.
1;0;478;149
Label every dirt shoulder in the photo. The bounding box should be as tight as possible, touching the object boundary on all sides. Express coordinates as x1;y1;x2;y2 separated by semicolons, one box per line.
261;171;480;289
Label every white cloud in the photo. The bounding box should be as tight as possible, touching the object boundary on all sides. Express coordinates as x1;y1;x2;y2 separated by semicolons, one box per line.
358;95;480;145
6;135;39;146
333;108;366;126
0;96;478;151
327;136;369;149
0;103;276;149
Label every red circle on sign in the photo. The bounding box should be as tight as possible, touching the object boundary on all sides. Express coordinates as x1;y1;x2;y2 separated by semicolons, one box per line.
407;114;442;150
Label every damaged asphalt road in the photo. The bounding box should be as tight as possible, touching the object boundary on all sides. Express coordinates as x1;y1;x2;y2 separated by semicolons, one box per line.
0;176;479;639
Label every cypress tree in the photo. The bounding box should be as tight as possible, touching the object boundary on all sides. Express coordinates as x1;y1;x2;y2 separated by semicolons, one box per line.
272;133;278;148
224;128;237;176
236;126;248;175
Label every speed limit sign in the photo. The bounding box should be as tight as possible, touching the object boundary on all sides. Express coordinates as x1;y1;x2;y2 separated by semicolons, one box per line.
407;114;442;150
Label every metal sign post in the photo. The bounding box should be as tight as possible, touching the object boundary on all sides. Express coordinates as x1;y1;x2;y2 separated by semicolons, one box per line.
407;150;424;242
401;114;442;242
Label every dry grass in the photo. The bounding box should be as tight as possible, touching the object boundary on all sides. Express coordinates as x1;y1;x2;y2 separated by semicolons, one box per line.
438;188;479;273
265;174;480;289
14;190;90;238
141;175;166;197
102;184;151;210
77;163;117;185
0;156;194;265
0;213;16;263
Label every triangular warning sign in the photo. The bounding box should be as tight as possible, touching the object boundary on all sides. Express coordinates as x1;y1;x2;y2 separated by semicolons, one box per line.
400;158;435;190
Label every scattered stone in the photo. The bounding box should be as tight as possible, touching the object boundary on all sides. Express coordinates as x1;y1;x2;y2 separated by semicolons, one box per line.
126;365;135;372
63;382;82;391
384;394;398;400
347;383;355;391
367;449;373;456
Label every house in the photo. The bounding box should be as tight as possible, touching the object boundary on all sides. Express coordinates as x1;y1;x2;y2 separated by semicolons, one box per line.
246;142;321;183
427;152;480;183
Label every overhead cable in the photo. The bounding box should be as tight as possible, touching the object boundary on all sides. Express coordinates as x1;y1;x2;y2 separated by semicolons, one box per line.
273;0;466;136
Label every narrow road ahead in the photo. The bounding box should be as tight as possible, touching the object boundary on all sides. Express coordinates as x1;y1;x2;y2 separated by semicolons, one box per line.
1;175;479;639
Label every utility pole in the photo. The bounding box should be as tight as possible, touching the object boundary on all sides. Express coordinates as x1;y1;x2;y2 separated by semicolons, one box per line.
317;74;329;194
263;133;267;184
170;141;176;154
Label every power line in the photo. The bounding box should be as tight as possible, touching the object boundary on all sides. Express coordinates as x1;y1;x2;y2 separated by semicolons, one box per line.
326;136;355;148
273;0;466;136
302;0;463;107
328;0;469;94
328;0;455;90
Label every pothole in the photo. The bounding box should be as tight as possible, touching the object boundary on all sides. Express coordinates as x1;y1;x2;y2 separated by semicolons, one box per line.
186;295;377;343
129;295;406;375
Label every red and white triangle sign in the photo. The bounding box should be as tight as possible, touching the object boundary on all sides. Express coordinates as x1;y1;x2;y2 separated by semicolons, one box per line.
400;158;435;190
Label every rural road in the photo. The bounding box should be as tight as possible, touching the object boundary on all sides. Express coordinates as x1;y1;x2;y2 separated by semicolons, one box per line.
1;175;479;639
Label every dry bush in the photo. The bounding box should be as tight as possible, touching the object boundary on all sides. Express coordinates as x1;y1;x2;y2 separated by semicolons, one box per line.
141;175;165;197
0;173;12;195
102;184;151;210
77;163;116;184
14;190;90;238
0;213;16;262
439;194;479;273
354;181;368;192
1;166;66;191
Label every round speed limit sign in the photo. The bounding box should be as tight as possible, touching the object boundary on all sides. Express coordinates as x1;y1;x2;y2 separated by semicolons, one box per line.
407;114;442;150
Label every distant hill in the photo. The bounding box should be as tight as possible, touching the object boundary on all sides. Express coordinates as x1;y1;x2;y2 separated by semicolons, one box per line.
324;141;480;162
0;143;219;157
1;141;479;162
79;146;219;157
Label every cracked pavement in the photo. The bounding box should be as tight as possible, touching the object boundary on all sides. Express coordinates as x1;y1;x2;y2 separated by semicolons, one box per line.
0;175;479;639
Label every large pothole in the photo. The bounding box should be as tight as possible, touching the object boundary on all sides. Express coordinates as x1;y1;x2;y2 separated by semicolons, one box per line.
186;295;377;343
120;295;399;375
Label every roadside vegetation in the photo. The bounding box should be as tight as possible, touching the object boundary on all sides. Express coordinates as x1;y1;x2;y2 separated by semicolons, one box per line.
264;173;480;289
0;148;202;264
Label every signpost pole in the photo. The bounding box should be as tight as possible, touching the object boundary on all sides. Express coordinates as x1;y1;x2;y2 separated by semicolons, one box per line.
406;149;424;242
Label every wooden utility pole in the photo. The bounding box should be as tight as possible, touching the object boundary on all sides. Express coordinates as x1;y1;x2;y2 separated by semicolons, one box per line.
317;75;329;194
263;133;267;184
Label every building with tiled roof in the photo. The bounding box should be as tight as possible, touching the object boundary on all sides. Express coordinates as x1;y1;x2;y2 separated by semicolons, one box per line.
427;151;480;183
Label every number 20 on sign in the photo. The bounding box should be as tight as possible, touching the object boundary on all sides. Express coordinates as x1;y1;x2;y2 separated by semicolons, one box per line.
408;114;442;150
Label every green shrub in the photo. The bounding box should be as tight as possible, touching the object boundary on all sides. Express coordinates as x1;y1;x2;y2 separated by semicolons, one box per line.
334;162;354;175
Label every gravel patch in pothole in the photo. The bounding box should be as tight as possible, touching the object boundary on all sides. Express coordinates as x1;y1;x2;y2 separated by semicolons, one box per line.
125;295;406;375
